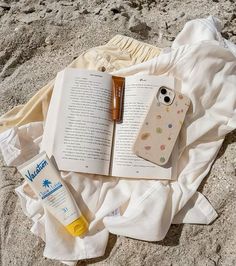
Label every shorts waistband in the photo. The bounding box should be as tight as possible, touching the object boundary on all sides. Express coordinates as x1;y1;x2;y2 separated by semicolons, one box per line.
106;35;161;63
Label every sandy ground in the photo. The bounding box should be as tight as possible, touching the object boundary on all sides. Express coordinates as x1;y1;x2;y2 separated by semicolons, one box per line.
0;0;236;265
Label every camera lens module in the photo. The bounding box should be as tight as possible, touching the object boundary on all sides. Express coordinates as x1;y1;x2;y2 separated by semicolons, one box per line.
164;96;170;103
160;88;167;95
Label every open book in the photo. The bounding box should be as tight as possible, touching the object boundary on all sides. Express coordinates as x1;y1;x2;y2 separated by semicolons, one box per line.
41;68;177;180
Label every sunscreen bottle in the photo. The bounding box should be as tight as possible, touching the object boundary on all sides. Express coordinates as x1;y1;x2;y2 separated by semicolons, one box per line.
18;151;88;237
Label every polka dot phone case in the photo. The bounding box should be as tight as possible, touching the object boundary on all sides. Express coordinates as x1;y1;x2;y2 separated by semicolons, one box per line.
133;86;190;166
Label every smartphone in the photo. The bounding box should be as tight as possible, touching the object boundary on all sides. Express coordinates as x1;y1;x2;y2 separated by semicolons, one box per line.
133;86;190;166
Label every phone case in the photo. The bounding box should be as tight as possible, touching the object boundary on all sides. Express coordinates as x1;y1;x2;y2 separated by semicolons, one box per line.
133;88;190;166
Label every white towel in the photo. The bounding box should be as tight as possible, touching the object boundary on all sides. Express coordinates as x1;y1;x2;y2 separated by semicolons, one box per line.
0;16;235;265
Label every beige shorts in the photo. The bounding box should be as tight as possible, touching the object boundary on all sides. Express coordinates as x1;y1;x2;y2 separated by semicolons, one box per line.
0;35;160;132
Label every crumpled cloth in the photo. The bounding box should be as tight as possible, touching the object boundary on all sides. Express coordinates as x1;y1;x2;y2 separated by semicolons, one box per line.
0;16;235;265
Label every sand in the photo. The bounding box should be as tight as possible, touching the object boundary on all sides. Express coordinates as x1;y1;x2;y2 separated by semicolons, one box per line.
0;0;236;265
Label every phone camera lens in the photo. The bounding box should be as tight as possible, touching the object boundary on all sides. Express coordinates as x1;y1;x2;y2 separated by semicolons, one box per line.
160;88;167;95
164;96;170;103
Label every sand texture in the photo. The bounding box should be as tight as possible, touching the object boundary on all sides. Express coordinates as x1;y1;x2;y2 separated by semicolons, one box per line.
0;0;236;265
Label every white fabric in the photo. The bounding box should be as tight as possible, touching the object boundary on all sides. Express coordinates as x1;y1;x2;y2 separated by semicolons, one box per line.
0;122;43;166
0;16;235;264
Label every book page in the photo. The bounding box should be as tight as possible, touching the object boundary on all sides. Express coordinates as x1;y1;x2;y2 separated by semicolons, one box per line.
44;68;114;175
111;75;175;179
41;71;64;157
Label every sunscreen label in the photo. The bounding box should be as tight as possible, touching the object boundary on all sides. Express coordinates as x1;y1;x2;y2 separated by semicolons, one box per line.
25;159;48;182
40;181;63;199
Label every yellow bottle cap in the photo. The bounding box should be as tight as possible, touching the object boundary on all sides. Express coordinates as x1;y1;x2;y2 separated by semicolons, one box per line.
65;215;88;237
